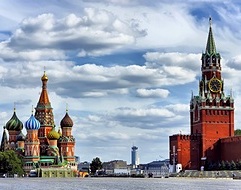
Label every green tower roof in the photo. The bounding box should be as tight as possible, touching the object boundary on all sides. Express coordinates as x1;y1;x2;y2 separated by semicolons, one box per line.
205;17;217;55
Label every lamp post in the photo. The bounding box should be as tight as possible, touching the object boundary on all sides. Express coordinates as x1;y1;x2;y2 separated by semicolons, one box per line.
171;146;177;173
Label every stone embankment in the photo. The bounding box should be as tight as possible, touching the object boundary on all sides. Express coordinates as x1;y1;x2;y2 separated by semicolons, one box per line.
174;170;241;178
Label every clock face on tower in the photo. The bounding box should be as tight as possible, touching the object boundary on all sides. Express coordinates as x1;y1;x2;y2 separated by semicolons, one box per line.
209;78;222;92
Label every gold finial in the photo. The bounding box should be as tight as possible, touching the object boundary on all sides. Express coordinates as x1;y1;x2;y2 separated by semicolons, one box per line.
31;105;34;114
66;103;68;113
41;68;48;81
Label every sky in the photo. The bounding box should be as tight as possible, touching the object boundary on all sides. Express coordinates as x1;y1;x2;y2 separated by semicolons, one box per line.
1;0;241;164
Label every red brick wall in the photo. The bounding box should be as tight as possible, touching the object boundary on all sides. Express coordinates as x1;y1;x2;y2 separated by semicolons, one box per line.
169;134;201;170
220;136;241;161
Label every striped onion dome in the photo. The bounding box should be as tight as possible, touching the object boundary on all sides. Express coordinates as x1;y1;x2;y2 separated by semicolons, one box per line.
25;114;40;130
6;110;23;131
60;112;73;128
47;127;60;140
17;130;26;141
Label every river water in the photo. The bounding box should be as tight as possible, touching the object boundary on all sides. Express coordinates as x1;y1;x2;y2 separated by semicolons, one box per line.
0;177;240;190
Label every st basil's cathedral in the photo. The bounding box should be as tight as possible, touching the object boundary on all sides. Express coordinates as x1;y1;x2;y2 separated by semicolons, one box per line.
0;71;76;176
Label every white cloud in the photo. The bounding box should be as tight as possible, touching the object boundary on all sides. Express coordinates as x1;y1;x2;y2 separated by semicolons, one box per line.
136;88;169;98
0;8;147;61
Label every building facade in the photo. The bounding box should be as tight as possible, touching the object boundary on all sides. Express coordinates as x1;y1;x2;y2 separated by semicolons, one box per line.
0;71;77;175
169;18;241;171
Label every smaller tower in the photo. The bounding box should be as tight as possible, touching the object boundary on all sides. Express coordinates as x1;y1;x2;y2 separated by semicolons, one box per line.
16;130;25;154
58;108;76;168
131;145;139;168
24;112;41;172
6;107;23;149
47;126;60;164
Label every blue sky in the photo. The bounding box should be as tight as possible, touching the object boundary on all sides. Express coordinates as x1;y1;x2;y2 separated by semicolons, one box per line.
1;0;241;164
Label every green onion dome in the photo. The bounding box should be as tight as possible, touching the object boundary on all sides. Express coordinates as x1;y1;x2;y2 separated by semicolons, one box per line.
60;111;73;128
47;127;60;140
17;130;26;141
6;110;23;131
25;114;40;130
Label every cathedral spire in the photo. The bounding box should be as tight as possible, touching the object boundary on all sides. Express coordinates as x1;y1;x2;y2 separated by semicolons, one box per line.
35;70;54;127
205;17;217;55
37;71;50;107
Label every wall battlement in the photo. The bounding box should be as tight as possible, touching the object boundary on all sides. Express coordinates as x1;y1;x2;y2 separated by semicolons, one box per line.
220;136;241;143
170;134;200;141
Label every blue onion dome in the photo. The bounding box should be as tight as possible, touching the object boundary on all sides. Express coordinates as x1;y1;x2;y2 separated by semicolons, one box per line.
25;114;40;130
47;126;60;140
6;109;23;131
60;111;73;128
17;130;26;141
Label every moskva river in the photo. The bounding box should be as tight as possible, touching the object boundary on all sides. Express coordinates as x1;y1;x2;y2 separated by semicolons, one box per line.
0;177;240;190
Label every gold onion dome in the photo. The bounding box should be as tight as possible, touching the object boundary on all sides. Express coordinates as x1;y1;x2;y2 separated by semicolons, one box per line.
60;111;73;128
41;71;48;81
47;127;60;140
6;109;23;131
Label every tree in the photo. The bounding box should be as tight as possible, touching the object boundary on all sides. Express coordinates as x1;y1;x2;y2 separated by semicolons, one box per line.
0;150;24;176
90;157;102;175
234;129;241;136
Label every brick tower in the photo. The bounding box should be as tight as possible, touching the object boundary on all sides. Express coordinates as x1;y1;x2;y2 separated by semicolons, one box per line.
170;18;234;171
190;17;234;162
24;112;41;168
58;108;76;165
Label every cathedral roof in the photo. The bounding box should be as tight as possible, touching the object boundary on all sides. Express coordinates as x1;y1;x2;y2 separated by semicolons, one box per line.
6;109;23;131
60;110;73;128
25;114;41;130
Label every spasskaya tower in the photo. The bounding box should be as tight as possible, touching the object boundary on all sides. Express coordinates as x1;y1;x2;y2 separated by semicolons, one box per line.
190;17;234;162
170;18;235;171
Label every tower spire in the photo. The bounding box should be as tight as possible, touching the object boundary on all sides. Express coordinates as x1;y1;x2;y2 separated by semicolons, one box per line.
205;17;217;55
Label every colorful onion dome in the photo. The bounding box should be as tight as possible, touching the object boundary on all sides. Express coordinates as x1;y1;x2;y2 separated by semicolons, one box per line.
25;114;40;130
17;131;26;141
47;127;60;140
60;111;73;128
6;110;23;131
